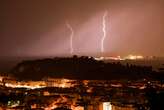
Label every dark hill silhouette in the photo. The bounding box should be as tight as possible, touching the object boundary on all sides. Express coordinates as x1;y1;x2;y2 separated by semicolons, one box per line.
11;56;154;81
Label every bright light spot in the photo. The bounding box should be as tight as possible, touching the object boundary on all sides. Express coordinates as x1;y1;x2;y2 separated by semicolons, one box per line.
103;102;112;110
94;56;124;61
124;55;144;60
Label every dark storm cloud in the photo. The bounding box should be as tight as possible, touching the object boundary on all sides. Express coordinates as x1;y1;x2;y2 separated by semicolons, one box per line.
0;0;164;57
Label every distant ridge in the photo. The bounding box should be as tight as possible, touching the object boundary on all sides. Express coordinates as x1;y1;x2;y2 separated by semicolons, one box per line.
11;56;156;81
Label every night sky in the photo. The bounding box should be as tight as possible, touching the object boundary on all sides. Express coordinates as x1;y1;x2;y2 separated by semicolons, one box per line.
1;0;164;58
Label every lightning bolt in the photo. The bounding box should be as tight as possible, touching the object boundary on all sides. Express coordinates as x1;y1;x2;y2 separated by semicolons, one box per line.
101;11;108;53
66;22;74;55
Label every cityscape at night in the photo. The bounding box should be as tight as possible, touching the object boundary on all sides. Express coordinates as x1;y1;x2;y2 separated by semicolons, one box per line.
1;0;164;110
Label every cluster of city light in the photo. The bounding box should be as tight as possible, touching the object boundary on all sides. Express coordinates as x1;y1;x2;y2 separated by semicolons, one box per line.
45;103;84;110
95;55;144;61
60;78;76;88
1;76;158;92
46;78;76;88
5;82;46;89
2;78;76;89
44;94;88;110
44;95;78;110
124;55;144;60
